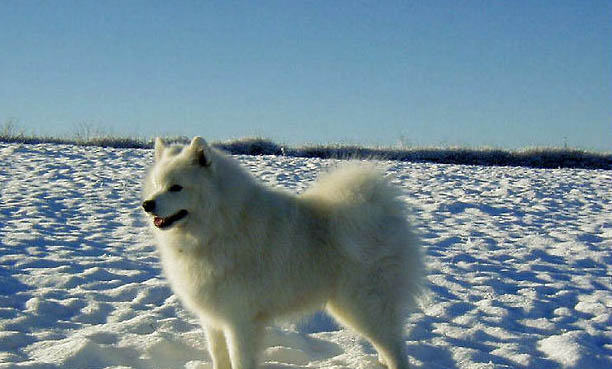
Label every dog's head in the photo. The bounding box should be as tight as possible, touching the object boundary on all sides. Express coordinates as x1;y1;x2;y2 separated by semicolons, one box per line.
142;136;215;231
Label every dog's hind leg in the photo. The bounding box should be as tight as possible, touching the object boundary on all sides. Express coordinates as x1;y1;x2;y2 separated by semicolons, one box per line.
327;295;410;369
205;327;231;369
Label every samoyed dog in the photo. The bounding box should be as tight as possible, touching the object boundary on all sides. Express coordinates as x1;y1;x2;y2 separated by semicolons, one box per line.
142;137;423;369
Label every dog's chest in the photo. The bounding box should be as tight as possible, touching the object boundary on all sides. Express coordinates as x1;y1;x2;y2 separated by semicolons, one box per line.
161;253;221;309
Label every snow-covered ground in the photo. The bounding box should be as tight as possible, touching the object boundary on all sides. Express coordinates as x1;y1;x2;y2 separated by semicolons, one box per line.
1;143;610;369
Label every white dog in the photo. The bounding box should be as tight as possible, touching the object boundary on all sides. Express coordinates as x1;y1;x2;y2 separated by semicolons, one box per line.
142;137;423;369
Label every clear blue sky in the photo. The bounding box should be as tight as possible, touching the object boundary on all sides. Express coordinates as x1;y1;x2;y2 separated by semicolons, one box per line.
1;1;610;151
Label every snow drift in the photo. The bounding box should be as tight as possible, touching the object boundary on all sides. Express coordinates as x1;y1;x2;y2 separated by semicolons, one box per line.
0;142;610;369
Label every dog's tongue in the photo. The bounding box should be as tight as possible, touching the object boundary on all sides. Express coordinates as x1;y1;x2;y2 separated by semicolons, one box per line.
154;217;165;228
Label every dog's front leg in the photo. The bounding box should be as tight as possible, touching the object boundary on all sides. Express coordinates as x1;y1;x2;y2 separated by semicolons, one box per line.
225;320;262;369
206;327;232;369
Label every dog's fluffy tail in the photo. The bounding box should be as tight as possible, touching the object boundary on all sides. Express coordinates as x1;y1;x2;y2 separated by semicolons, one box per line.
301;163;425;307
301;163;404;216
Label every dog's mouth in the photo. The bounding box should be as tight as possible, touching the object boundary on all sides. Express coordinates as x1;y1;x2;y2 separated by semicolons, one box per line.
153;210;188;229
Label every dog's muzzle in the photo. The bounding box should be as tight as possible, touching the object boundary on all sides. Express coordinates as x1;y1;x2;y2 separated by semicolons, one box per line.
142;200;188;229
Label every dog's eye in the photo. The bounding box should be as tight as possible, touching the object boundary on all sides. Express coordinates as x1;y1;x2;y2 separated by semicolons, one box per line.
169;185;183;192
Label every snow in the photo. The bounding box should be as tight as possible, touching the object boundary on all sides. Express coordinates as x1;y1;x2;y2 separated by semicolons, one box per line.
1;142;611;369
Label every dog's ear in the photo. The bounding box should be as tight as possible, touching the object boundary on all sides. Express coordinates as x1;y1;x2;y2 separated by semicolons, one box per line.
189;136;212;167
154;137;166;161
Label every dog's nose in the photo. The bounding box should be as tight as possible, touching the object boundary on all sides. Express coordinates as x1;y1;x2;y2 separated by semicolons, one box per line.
142;200;156;213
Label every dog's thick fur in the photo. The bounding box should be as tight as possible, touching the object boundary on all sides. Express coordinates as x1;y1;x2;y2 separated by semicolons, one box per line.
142;137;423;369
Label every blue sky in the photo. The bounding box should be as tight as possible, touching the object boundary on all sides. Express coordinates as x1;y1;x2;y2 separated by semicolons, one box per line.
1;1;610;151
